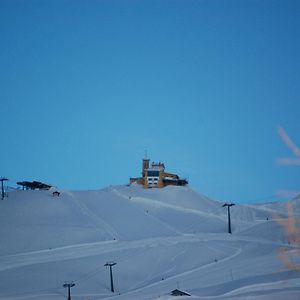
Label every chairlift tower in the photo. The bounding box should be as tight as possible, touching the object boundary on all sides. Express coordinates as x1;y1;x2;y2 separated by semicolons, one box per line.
0;177;8;200
223;203;235;234
104;262;117;292
63;281;75;300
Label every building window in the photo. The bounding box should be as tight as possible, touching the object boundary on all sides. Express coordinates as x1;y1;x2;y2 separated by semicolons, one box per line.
147;170;160;177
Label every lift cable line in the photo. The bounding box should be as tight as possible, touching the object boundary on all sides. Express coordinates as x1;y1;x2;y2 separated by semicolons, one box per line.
104;262;117;293
63;282;75;300
223;203;235;234
0;177;8;200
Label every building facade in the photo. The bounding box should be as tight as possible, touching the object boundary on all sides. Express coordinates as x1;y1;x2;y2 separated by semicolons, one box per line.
130;158;188;188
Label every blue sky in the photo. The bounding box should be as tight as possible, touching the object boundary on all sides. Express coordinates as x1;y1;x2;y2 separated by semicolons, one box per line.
1;0;299;203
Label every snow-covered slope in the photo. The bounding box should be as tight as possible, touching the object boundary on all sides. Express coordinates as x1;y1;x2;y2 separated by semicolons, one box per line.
0;185;299;299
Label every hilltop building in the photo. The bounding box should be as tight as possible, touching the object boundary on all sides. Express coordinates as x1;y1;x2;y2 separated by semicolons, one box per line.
130;158;188;188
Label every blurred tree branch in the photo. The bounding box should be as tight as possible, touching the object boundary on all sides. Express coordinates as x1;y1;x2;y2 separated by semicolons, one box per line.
275;126;300;272
277;126;300;165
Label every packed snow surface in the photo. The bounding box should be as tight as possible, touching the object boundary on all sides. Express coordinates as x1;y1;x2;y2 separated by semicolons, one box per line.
0;185;299;299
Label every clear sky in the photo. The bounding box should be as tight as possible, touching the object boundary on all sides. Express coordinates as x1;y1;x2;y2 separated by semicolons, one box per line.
1;0;299;203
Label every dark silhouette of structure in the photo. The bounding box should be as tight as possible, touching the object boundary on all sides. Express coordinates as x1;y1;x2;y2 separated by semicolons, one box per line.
17;181;52;190
170;289;191;296
104;262;117;292
223;203;235;234
63;282;75;300
0;177;8;200
52;191;60;197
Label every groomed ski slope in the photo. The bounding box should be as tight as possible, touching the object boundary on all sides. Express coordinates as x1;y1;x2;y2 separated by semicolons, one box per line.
0;185;299;299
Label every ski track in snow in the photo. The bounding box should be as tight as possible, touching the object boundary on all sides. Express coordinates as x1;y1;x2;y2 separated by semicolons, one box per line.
112;188;189;235
129;195;226;221
104;243;243;299
221;278;300;298
112;187;226;221
68;192;120;239
0;232;288;273
0;235;212;271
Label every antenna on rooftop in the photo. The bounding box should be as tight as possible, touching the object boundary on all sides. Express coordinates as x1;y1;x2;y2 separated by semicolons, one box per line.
144;148;148;159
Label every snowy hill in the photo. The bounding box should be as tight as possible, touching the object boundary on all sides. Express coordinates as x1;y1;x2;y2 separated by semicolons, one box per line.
0;185;299;299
